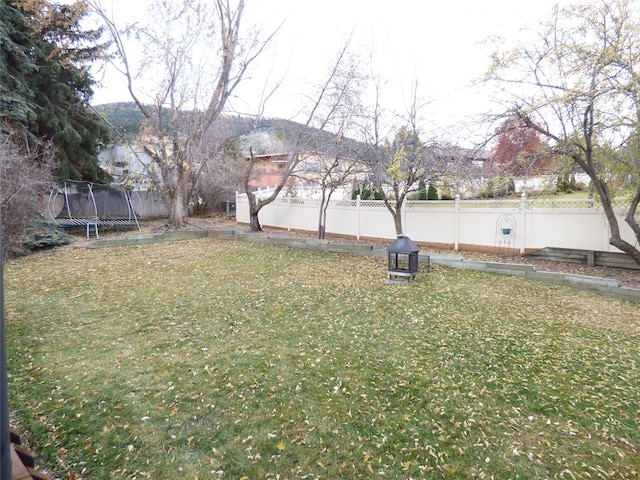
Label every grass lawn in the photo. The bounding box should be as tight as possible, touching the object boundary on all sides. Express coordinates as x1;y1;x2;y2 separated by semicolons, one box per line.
5;239;640;479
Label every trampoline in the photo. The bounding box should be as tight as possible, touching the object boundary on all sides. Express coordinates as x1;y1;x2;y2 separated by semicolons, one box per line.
48;180;141;238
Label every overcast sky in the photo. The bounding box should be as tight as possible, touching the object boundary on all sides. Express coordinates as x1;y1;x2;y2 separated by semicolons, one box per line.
90;0;573;145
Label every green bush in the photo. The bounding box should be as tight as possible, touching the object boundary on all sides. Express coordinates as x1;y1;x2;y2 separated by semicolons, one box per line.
417;180;428;200
22;217;72;251
481;178;516;198
556;173;578;193
352;185;383;200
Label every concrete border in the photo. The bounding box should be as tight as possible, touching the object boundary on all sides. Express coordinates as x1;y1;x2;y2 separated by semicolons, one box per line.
87;229;640;303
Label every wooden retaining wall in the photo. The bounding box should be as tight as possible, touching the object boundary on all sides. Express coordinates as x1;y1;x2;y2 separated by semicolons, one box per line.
10;427;50;479
526;247;640;270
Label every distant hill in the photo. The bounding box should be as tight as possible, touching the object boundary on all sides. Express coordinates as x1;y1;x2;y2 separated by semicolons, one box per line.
94;102;365;156
95;102;146;141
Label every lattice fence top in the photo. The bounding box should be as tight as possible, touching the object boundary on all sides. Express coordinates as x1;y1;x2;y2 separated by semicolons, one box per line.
407;201;456;210
276;198;379;208
526;197;632;210
458;199;522;209
359;200;385;208
255;194;634;212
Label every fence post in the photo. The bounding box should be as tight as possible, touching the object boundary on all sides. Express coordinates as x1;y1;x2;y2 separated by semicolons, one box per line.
454;194;460;251
287;194;291;232
356;194;361;240
520;192;527;254
235;191;240;224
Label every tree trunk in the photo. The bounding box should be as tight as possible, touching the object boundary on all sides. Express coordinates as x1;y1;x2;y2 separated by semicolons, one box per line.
320;201;330;239
585;167;640;267
393;212;403;236
167;178;187;227
168;200;186;227
249;209;262;232
318;202;329;240
600;195;640;266
246;191;262;232
318;190;327;239
610;234;640;266
381;194;404;236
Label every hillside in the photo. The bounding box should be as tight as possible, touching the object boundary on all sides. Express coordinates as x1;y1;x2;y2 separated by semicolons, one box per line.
94;102;146;141
94;102;365;155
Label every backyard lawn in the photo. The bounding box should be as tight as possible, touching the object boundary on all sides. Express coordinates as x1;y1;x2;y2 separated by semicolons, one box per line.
5;239;640;479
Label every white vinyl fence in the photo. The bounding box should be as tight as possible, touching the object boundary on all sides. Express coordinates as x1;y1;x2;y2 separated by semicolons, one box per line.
235;192;638;254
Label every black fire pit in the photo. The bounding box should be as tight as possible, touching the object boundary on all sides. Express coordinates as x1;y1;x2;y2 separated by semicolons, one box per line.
387;234;420;282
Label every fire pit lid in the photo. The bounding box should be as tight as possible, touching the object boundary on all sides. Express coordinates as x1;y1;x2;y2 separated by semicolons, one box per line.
387;234;420;253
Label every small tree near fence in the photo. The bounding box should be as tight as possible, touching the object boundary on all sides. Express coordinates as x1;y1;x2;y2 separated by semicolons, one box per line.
359;79;444;235
243;40;363;232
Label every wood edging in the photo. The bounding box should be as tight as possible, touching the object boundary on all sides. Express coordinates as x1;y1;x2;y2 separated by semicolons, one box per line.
10;427;50;480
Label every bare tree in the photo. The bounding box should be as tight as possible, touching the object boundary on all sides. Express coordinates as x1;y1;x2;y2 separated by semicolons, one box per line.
359;80;440;235
316;154;360;240
370;126;426;235
486;0;640;265
293;139;363;239
0;131;56;259
242;40;363;232
90;0;275;227
192;117;250;215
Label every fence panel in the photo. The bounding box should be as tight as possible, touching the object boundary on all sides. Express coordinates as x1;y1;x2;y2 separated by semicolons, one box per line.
235;192;637;254
130;190;169;219
357;201;396;240
323;200;360;238
458;207;522;251
405;202;456;247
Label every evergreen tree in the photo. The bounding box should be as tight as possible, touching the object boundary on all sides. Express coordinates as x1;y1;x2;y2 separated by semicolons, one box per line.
427;183;438;200
417;179;427;200
0;0;110;182
0;0;37;126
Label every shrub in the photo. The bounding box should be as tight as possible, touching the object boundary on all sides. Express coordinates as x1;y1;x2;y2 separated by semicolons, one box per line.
1;133;57;258
22;215;72;251
352;184;383;200
480;178;516;198
417;180;428;200
556;173;578;193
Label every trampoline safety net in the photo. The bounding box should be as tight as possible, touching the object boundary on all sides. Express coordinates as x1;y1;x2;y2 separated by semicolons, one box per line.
48;180;142;237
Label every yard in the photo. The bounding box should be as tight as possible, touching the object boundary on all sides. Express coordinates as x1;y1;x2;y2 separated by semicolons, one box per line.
5;239;640;479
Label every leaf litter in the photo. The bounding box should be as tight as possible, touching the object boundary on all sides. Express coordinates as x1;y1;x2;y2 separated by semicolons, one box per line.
4;239;640;478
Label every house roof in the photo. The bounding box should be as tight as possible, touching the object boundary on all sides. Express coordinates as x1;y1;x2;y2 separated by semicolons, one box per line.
247;153;291;163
